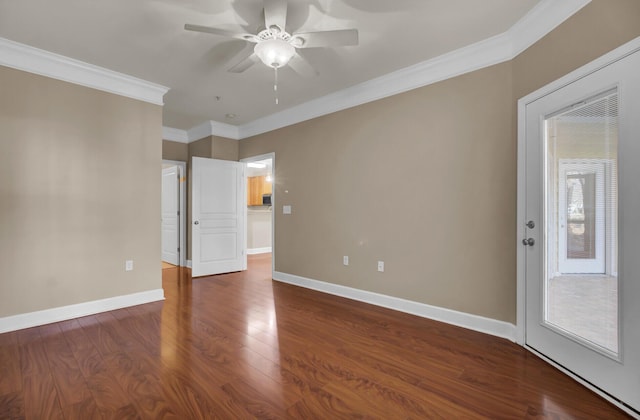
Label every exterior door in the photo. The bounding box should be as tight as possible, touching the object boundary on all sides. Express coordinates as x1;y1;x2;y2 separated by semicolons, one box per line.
521;43;640;413
557;161;606;274
161;165;179;265
192;157;246;277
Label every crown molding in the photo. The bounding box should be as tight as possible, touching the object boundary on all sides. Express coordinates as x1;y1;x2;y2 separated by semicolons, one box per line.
164;0;591;140
187;120;241;142
236;0;591;139
509;0;591;56
162;127;189;143
187;121;214;142
239;30;514;139
0;37;169;106
162;120;241;143
210;121;241;140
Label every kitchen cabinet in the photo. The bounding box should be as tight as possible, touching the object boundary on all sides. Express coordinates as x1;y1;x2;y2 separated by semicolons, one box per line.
247;175;272;206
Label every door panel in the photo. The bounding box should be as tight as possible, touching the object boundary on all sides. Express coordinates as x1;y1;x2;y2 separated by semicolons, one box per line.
523;46;640;412
161;166;179;265
192;157;246;277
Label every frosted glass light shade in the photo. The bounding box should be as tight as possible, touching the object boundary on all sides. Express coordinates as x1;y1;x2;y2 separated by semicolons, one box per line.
254;39;295;68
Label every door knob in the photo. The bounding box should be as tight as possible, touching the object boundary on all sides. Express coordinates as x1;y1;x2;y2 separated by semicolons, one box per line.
526;220;535;229
194;221;199;225
522;238;535;246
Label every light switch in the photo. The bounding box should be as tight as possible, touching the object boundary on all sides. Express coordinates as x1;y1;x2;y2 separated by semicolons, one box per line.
283;205;292;214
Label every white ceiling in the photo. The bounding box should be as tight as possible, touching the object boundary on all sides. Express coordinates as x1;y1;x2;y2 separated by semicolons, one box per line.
1;0;566;130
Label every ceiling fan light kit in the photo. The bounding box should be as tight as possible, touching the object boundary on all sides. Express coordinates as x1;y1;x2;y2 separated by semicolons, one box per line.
254;36;295;68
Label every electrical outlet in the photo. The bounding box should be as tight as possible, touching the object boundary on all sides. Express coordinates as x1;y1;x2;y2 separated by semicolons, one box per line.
343;256;349;266
377;261;384;272
125;260;134;271
283;205;292;214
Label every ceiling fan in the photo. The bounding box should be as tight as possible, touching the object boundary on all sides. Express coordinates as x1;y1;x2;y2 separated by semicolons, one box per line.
184;0;359;76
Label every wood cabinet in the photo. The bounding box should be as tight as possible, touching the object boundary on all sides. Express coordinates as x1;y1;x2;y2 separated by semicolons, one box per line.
247;175;272;206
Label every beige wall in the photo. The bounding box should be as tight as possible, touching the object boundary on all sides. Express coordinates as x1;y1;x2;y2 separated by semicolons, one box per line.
162;140;188;162
248;209;272;250
0;66;163;317
212;137;239;161
512;0;640;101
183;135;239;161
238;0;640;323
241;62;517;322
188;136;213;159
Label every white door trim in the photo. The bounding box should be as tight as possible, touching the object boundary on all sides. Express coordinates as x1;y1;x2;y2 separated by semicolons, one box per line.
240;152;275;279
162;160;186;267
516;36;640;416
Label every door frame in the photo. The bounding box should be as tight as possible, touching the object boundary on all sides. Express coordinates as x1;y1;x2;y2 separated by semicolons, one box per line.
162;160;186;268
240;152;275;278
516;36;640;416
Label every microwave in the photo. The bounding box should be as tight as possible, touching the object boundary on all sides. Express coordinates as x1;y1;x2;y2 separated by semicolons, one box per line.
262;194;272;206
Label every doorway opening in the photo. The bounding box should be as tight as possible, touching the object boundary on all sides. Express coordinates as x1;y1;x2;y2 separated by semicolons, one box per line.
241;153;275;276
161;160;186;269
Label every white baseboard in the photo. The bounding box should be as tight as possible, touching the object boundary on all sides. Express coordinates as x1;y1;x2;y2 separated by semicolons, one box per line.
273;271;517;342
0;289;165;334
186;260;192;268
247;247;272;255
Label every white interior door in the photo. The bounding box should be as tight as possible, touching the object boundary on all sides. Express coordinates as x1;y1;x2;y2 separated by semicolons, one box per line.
521;42;640;413
161;165;179;265
192;157;246;277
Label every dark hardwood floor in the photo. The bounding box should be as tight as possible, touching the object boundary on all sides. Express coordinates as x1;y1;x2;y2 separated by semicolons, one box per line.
0;254;631;419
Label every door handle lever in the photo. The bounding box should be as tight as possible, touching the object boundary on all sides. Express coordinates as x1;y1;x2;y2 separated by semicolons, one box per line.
522;238;535;246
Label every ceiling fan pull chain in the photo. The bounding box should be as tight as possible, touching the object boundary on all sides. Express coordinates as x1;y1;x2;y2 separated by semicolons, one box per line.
274;67;279;105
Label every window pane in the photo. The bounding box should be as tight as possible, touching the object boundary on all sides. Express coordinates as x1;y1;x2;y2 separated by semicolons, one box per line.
545;89;618;354
566;172;596;259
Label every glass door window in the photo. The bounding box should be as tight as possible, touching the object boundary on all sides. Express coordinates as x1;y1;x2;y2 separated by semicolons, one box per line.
545;91;618;354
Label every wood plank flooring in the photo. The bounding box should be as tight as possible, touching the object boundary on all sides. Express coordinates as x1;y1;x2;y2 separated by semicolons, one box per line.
161;261;177;270
0;253;631;419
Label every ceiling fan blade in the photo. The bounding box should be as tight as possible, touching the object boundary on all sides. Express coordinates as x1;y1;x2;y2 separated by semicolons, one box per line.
291;29;358;48
288;53;318;78
228;53;260;73
185;24;259;43
263;0;288;32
